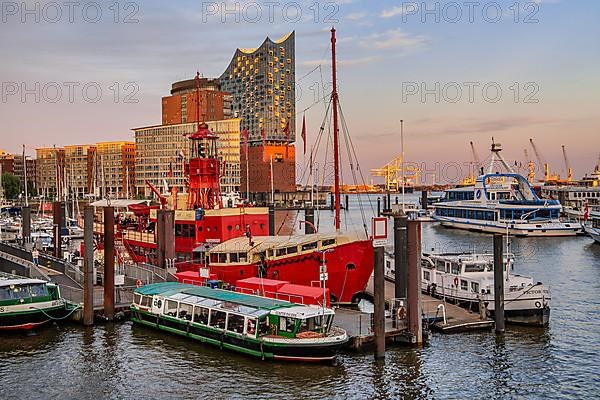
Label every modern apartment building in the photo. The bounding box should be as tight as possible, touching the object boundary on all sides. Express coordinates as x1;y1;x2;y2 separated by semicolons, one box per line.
13;155;36;193
64;144;95;198
134;118;241;198
36;147;65;200
95;141;135;198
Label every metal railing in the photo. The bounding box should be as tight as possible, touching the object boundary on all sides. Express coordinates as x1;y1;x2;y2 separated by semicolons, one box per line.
59;284;135;308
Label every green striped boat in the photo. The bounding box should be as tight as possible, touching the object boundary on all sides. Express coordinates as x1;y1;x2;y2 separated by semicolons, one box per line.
131;282;349;362
0;272;77;331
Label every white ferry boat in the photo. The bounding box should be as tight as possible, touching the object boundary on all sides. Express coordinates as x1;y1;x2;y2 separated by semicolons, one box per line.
585;210;600;244
433;143;583;237
420;252;550;326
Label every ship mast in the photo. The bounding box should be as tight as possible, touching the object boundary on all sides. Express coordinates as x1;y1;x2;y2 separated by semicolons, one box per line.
331;27;341;231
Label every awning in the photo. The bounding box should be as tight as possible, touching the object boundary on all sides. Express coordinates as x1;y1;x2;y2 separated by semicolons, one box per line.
90;199;149;208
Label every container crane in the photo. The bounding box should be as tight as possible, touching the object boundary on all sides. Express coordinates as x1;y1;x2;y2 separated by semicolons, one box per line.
529;138;559;183
370;155;420;192
561;144;572;182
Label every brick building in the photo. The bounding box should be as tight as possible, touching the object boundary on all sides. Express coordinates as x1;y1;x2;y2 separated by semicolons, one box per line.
95;141;135;198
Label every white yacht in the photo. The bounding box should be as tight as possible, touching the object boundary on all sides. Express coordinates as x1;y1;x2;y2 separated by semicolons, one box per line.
433;142;584;237
585;210;600;244
420;252;550;326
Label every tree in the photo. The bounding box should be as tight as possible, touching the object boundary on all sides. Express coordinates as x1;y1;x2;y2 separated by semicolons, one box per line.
1;173;20;199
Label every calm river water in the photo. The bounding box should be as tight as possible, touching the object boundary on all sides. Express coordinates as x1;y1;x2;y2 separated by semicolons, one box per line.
1;194;599;399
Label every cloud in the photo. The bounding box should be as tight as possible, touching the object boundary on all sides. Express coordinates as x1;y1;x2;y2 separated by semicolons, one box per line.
361;29;428;50
345;11;367;21
380;5;413;18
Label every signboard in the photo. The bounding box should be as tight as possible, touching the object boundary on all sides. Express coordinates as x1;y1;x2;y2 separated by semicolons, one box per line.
372;217;388;247
115;274;125;286
199;268;210;278
320;265;327;274
320;272;328;281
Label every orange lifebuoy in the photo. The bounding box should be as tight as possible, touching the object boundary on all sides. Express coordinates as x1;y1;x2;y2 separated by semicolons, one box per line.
136;279;143;288
453;277;459;287
396;306;406;320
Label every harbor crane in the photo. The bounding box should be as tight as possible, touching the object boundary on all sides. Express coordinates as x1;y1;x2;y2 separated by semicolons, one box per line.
561;145;573;182
524;148;536;183
370;155;420;192
529;138;559;183
460;141;482;186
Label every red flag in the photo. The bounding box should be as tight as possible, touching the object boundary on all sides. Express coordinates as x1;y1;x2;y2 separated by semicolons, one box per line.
301;115;306;155
584;200;589;222
242;128;249;158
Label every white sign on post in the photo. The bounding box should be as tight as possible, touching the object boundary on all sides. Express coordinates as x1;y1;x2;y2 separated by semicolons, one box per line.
372;217;388;247
320;272;328;281
199;268;210;278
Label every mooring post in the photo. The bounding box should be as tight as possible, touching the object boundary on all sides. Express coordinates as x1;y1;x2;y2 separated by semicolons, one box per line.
421;190;428;210
103;206;115;321
387;192;391;212
21;206;31;248
330;193;334;210
377;197;381;217
83;206;94;326
373;244;386;359
52;201;63;258
345;194;349;210
395;196;399;205
304;208;315;234
157;209;175;269
394;215;408;299
407;219;423;345
383;195;387;212
493;234;505;333
268;204;275;236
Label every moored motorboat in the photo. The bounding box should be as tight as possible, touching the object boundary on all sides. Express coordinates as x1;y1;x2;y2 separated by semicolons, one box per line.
130;282;349;362
419;252;550;326
0;272;78;330
585;210;600;244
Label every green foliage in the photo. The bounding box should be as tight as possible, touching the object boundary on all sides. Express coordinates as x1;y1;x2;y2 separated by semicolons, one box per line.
1;173;20;199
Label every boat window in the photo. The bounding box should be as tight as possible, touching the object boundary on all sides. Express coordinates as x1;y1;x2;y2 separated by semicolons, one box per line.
460;280;468;291
246;318;257;336
423;270;431;281
276;248;286;257
218;253;227;263
258;317;270;336
471;282;480;293
230;252;239;262
141;296;153;307
134;293;142;305
5;285;30;299
165;300;178;317
464;263;485;273
238;252;248;263
321;238;336;247
226;313;245;334
210;253;218;263
209;310;226;329
193;306;210;324
435;260;445;272
0;287;13;300
286;246;297;254
279;317;296;333
451;263;460;275
29;284;48;297
301;242;318;251
178;303;193;321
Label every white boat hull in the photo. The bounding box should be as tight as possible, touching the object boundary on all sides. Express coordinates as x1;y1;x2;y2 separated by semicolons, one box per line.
436;218;583;237
586;226;600;244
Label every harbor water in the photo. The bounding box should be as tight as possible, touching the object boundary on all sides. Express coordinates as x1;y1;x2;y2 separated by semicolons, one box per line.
1;194;599;399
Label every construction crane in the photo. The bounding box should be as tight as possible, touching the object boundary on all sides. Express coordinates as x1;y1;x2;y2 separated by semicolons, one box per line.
370;155;420;192
561;144;573;182
460;141;482;186
524;148;536;183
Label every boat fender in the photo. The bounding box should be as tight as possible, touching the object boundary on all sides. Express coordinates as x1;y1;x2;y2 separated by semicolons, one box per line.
453;277;459;287
396;306;407;320
136;279;143;288
535;301;542;309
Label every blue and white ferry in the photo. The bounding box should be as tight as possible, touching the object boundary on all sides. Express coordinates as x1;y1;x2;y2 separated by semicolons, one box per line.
433;142;584;237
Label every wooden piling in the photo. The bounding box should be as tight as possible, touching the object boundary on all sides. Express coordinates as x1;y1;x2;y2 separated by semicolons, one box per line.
103;206;115;321
493;234;505;333
21;206;31;247
157;209;176;269
268;205;275;236
387;192;391;212
421;190;428;210
373;245;385;359
394;215;408;299
407;220;423;345
83;207;94;326
52;202;63;259
377;198;381;217
304;208;315;234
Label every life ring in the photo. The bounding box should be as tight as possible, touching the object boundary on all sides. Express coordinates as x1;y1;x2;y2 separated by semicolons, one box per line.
136;279;143;288
396;306;407;320
534;301;542;309
453;277;459;287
